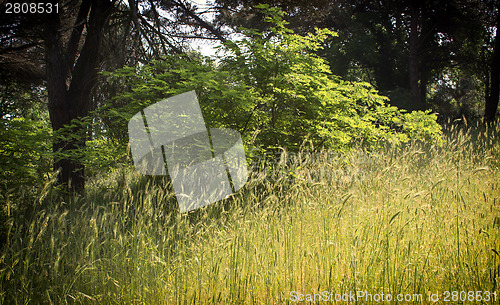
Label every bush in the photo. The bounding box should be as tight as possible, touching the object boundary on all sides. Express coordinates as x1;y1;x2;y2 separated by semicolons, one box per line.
102;5;442;155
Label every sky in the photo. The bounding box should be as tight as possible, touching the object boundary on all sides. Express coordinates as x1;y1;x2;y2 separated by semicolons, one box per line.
188;0;222;57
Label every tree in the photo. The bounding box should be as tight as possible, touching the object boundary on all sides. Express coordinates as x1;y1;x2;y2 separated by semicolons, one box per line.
484;0;500;123
106;5;442;154
43;0;113;192
0;0;230;192
328;0;483;111
214;0;489;118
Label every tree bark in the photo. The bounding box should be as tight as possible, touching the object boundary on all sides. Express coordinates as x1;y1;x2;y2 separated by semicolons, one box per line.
409;2;423;110
419;69;428;109
485;5;500;123
45;0;112;192
45;5;78;190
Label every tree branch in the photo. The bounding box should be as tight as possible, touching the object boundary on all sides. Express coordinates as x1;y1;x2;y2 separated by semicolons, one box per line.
172;0;228;43
140;15;185;56
65;0;91;74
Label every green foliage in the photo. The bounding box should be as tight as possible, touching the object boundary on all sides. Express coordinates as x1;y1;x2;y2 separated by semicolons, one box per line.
0;117;52;246
402;110;443;145
428;67;485;120
0;82;47;120
0;82;51;195
0;117;52;194
103;5;442;155
100;55;255;144
47;115;130;178
222;4;442;150
82;138;129;175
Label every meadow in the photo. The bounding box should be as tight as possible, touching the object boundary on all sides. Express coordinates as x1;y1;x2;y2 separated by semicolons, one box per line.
1;123;499;304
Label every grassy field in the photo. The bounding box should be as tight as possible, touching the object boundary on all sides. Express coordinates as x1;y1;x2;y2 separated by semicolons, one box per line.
1;123;500;304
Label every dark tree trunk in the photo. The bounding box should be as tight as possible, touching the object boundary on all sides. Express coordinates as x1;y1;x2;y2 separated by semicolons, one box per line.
45;0;112;192
409;2;422;110
374;31;395;91
485;6;500;123
419;70;428;110
45;5;81;191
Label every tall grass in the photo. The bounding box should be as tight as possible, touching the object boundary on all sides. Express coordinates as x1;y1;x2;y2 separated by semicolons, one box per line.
1;123;499;304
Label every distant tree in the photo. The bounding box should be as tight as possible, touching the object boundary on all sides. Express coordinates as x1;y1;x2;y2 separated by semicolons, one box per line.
483;0;500;123
212;0;491;118
324;0;485;112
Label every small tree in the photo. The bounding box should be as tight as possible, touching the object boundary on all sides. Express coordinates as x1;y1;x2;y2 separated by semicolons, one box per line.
217;4;441;150
105;5;442;159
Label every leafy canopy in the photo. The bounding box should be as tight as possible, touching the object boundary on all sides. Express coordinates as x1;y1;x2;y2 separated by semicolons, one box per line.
104;4;442;156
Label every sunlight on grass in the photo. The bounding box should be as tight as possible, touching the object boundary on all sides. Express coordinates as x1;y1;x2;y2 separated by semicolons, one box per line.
1;123;499;304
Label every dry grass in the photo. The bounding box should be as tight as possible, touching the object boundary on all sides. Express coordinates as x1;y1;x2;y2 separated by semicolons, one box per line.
1;123;499;304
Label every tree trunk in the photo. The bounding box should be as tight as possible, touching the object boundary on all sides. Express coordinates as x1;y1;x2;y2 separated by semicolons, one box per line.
45;5;82;191
409;2;422;110
374;31;394;91
45;0;111;192
419;70;428;110
485;6;500;123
